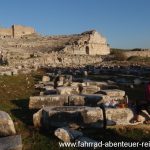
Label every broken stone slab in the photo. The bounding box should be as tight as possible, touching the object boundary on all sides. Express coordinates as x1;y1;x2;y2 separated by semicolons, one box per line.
105;108;134;125
33;106;102;129
42;76;50;82
81;86;100;94
33;109;42;128
84;80;108;88
0;111;16;136
57;86;79;95
71;82;82;87
54;127;83;142
0;135;22;150
68;94;109;106
69;95;85;106
29;95;68;109
43;85;54;91
0;71;13;76
99;89;125;97
72;78;84;83
84;94;110;106
42;81;54;86
57;81;64;86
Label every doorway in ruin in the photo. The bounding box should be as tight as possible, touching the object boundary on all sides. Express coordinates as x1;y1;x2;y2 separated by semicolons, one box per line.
86;46;89;55
57;57;62;62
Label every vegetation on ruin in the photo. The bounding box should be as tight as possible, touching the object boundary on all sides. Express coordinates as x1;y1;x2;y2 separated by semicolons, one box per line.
110;48;128;61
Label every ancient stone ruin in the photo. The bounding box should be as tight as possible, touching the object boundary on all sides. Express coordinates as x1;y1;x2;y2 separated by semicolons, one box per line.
63;30;110;55
0;25;110;75
0;24;35;38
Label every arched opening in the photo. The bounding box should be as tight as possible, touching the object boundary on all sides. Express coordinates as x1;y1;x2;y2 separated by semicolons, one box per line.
86;46;89;55
84;41;88;44
58;57;62;62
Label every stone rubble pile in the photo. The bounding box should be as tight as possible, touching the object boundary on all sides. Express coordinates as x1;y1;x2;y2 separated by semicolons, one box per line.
29;72;147;143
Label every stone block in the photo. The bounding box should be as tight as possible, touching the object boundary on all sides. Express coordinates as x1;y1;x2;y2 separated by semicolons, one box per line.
29;95;68;109
84;81;108;88
54;127;83;142
84;94;109;106
33;106;102;129
69;94;110;106
0;111;16;136
42;76;50;82
57;86;79;95
99;89;125;97
0;135;22;150
69;95;85;106
82;85;100;94
105;108;134;125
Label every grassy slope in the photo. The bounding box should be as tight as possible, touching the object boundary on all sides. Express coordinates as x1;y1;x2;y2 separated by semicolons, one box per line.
0;73;150;150
0;73;62;150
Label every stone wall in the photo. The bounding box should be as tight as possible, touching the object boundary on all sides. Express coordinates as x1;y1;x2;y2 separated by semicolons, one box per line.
0;28;12;37
12;25;35;38
63;30;110;56
123;50;150;58
8;52;102;68
0;25;35;38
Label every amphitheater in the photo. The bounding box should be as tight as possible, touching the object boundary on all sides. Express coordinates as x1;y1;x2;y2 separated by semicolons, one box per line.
0;25;110;70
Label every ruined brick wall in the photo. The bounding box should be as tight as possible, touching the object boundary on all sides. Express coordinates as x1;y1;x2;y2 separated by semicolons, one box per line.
12;25;35;38
0;28;12;37
63;30;110;56
0;25;35;38
7;52;102;68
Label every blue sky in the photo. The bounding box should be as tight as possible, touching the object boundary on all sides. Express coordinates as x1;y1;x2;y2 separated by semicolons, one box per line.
0;0;150;48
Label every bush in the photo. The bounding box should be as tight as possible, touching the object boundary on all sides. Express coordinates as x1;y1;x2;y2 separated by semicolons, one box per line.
110;49;127;61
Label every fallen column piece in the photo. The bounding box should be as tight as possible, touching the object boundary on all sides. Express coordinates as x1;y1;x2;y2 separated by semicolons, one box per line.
0;135;22;150
0;111;16;136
